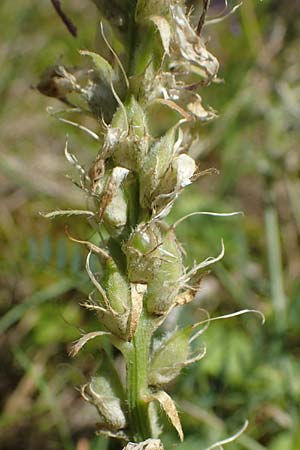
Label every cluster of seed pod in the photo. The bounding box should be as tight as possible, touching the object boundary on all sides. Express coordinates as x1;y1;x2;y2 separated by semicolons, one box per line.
41;0;224;445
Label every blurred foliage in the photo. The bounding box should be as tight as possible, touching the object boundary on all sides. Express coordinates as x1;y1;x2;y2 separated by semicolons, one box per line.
1;1;300;450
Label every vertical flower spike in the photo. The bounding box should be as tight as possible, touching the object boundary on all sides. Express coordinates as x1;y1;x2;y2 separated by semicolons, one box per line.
38;0;253;448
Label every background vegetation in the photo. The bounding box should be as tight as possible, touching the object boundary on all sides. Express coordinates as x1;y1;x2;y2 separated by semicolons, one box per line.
1;1;299;449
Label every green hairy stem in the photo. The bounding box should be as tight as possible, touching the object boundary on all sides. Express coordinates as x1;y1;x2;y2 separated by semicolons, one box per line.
126;312;153;441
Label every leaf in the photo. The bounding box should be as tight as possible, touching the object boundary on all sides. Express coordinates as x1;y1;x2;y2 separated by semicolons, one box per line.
149;328;190;385
80;50;113;84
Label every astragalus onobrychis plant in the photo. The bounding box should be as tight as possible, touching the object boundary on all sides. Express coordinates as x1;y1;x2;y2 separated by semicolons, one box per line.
40;1;263;449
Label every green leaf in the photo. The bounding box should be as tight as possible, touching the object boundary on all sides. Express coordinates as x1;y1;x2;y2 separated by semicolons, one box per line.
80;50;113;84
149;327;190;385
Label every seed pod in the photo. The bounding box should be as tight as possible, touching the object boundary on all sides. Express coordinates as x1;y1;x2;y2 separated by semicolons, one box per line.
139;126;177;209
102;258;130;314
86;251;145;340
101;257;131;338
108;96;149;171
122;222;163;283
145;228;183;314
81;360;126;431
86;252;130;339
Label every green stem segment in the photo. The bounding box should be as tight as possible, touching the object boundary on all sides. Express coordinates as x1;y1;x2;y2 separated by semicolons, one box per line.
265;205;287;332
125;11;158;440
126;311;153;441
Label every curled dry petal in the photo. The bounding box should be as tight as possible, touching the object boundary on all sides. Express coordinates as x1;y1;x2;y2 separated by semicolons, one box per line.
144;390;183;441
150;16;171;54
123;439;164;450
171;5;219;80
69;331;111;357
98;166;130;235
187;97;217;121
128;283;146;339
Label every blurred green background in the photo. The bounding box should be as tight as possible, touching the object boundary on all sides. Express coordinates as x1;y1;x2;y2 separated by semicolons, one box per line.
1;1;299;449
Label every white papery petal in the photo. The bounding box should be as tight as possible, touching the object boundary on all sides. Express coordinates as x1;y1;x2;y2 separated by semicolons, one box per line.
172;154;196;187
111;166;130;187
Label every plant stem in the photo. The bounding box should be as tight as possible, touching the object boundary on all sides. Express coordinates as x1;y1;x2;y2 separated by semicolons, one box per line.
265;204;287;332
240;0;263;58
126;311;153;441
